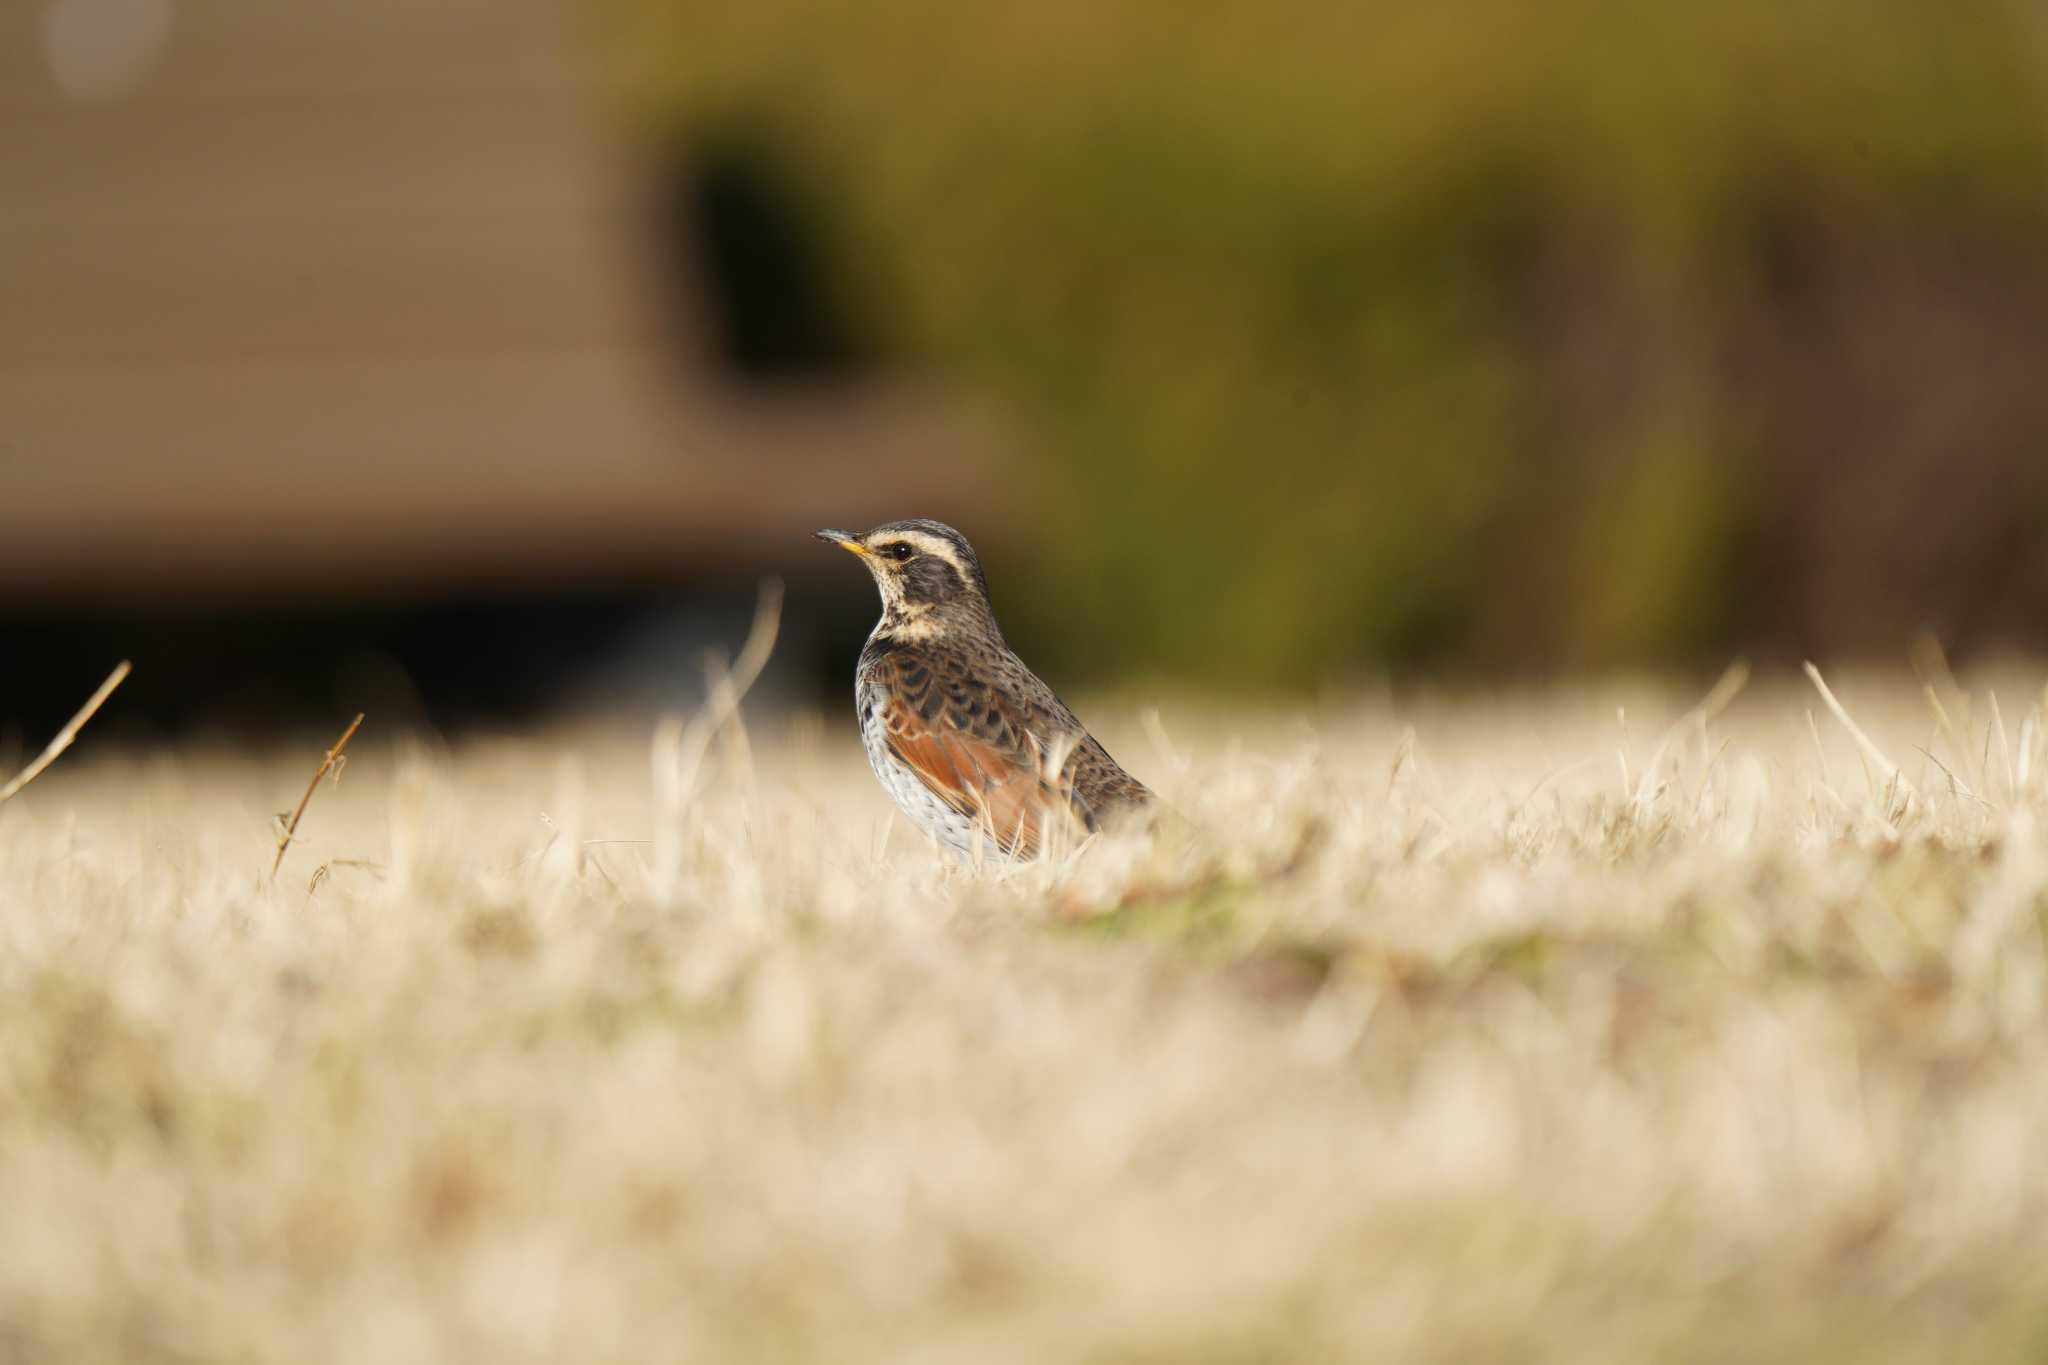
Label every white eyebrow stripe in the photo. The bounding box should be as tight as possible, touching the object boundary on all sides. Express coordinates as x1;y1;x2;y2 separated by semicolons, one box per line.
890;531;970;578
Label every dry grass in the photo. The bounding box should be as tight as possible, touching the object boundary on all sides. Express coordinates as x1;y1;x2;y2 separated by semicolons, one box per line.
6;666;2048;1363
0;660;129;805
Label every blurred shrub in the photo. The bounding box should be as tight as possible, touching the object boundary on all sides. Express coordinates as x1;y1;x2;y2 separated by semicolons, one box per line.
603;0;2048;685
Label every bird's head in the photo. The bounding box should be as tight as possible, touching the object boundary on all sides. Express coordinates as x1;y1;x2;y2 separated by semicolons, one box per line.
815;519;997;637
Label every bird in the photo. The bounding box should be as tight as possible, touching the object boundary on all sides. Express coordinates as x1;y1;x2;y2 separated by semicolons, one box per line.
816;519;1151;858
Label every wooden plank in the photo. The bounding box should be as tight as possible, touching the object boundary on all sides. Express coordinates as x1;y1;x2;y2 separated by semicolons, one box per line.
0;353;1003;596
3;99;617;230
0;210;655;366
1;0;579;107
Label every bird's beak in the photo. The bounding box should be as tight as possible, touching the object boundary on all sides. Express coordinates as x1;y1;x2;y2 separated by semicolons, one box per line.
815;528;871;558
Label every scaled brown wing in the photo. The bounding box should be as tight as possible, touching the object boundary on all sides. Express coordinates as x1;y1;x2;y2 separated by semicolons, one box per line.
877;695;1084;859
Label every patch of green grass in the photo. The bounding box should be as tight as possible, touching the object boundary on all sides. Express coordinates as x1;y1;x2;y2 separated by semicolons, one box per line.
1073;876;1248;944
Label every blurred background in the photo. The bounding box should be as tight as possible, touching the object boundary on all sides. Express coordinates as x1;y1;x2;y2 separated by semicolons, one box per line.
6;0;2048;738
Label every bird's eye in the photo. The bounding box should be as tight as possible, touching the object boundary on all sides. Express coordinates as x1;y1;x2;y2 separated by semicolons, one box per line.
883;543;914;562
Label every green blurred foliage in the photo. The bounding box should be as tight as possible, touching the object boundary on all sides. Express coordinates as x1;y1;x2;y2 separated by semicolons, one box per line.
604;0;2048;686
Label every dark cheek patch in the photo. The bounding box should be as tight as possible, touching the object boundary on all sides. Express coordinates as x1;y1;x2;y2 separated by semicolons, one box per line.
902;558;963;603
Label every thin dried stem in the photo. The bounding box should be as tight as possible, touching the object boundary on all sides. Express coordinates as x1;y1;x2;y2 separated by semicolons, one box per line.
1990;692;2015;804
1805;662;1918;804
1636;659;1750;810
272;713;365;883
0;660;132;804
648;580;783;899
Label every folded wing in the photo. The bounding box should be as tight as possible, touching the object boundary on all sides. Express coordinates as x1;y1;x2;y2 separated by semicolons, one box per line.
876;693;1086;859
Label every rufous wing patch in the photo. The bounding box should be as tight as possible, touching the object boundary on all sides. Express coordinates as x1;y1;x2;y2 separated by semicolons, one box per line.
880;698;1083;857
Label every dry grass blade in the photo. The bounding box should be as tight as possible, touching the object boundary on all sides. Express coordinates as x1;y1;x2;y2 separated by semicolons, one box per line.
1805;661;1918;804
655;581;783;805
0;659;131;805
1688;658;1752;728
1634;659;1750;810
1990;692;2015;803
1923;682;1968;781
271;713;365;882
649;580;783;899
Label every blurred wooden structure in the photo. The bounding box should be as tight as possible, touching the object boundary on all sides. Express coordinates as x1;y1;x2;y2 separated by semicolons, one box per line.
0;0;999;601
